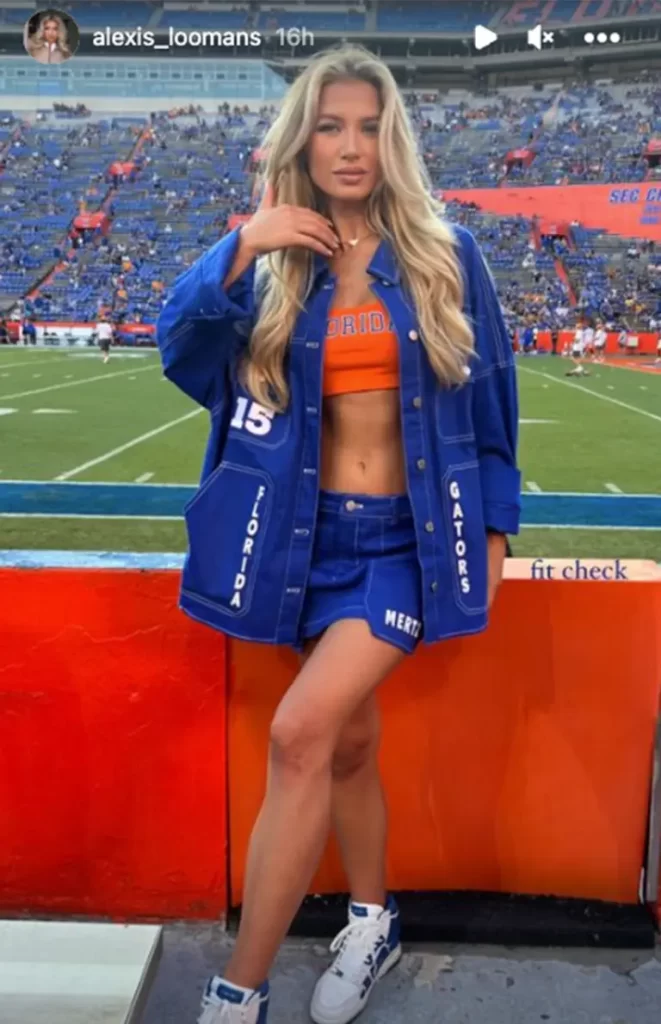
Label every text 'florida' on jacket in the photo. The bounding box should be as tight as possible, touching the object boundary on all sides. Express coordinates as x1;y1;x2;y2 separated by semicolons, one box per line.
155;223;522;648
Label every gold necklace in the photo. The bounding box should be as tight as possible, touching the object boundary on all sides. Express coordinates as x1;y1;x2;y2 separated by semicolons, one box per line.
339;230;377;249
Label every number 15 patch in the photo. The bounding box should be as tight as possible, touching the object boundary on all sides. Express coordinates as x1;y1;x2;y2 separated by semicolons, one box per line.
228;392;291;448
230;396;274;436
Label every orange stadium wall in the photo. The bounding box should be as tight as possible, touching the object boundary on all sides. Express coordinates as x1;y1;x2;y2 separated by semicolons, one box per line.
0;568;228;921
229;563;661;922
2;562;659;925
443;183;661;241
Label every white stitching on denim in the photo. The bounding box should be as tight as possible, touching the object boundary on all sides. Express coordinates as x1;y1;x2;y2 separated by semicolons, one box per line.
184;462;274;618
442;460;487;617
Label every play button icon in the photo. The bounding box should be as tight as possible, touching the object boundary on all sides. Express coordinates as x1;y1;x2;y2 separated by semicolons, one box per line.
474;24;499;50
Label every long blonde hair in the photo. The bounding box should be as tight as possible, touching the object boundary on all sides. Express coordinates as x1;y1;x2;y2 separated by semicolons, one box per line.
28;12;71;57
244;43;474;412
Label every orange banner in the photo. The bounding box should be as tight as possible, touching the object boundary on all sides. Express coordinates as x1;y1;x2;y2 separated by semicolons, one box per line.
442;182;661;240
228;214;251;230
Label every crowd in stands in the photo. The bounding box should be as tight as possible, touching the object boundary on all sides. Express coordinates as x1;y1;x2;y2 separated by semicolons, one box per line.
569;239;661;332
446;201;571;333
0;118;141;309
52;103;91;119
418;73;661;189
3;73;661;341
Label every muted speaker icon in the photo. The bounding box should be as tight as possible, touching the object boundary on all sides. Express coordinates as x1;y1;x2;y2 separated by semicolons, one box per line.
528;24;542;49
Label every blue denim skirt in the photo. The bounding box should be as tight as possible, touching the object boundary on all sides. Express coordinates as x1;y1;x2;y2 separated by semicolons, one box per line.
296;490;423;655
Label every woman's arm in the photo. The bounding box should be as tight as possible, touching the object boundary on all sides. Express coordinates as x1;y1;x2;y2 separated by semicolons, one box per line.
456;227;521;609
156;227;258;410
223;229;259;290
455;226;522;538
157;190;339;410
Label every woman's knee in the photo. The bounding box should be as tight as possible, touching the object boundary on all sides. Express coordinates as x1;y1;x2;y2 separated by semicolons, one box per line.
331;704;380;781
269;710;332;776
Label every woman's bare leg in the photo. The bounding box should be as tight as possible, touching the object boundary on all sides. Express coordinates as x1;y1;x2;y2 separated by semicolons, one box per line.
330;694;387;907
222;620;404;990
299;640;388;907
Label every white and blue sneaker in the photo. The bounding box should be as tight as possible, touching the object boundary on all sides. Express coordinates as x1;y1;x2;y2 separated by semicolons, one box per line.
197;976;269;1024
310;895;402;1024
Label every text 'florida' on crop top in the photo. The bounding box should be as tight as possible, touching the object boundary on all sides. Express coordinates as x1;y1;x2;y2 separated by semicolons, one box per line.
323;300;400;398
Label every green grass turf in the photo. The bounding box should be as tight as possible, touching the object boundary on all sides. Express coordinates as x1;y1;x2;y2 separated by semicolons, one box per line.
1;347;659;558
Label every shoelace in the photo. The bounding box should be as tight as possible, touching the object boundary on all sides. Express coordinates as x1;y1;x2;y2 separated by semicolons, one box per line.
329;919;386;986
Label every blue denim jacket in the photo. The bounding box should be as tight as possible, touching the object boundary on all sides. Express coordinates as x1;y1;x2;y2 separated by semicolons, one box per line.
156;224;521;647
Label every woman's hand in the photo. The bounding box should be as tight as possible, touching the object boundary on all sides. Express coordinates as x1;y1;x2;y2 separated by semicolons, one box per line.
240;181;341;259
487;531;507;610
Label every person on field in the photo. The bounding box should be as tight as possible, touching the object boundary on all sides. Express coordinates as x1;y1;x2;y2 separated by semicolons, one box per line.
96;317;113;363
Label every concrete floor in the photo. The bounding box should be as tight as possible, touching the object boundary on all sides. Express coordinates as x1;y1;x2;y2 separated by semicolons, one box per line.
141;925;661;1024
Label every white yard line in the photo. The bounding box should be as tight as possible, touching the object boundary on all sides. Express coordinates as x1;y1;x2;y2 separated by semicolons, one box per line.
605;482;623;494
134;472;155;484
517;366;661;424
526;481;542;492
0;356;69;370
55;408;203;481
0;363;158;401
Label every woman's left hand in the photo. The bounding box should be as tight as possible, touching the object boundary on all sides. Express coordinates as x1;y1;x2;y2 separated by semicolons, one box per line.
487;532;507;610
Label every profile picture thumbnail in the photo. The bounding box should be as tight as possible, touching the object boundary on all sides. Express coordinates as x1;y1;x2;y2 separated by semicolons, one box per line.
24;8;80;65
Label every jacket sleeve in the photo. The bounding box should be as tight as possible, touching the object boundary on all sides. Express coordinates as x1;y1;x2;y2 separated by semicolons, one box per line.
457;226;522;535
156;227;256;410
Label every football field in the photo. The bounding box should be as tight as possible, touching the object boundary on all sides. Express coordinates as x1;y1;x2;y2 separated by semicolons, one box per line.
0;346;659;560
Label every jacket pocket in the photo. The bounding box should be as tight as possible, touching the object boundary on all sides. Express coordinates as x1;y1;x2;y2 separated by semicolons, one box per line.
435;381;475;444
182;462;272;618
442;461;487;615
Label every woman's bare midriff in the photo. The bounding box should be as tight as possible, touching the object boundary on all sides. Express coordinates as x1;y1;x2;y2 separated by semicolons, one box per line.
319;389;407;495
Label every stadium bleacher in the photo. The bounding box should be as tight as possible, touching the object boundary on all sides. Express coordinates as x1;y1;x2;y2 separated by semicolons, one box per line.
58;2;154;28
4;74;660;334
377;2;493;32
5;0;661;32
1;0;660;341
0;119;147;313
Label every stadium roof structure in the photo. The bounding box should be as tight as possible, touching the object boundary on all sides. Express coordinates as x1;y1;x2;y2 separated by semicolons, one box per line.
0;0;659;87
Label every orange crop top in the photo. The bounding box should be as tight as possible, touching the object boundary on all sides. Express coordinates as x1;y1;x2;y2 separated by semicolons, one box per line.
323;300;400;398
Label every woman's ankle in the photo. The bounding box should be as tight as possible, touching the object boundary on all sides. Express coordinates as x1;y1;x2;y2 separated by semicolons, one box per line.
352;893;387;910
218;966;266;993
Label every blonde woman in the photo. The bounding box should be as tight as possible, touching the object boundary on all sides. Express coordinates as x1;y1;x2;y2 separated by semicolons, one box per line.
157;44;520;1024
26;11;72;65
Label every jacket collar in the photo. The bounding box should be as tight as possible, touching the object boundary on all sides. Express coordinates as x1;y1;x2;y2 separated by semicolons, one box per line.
312;237;401;288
